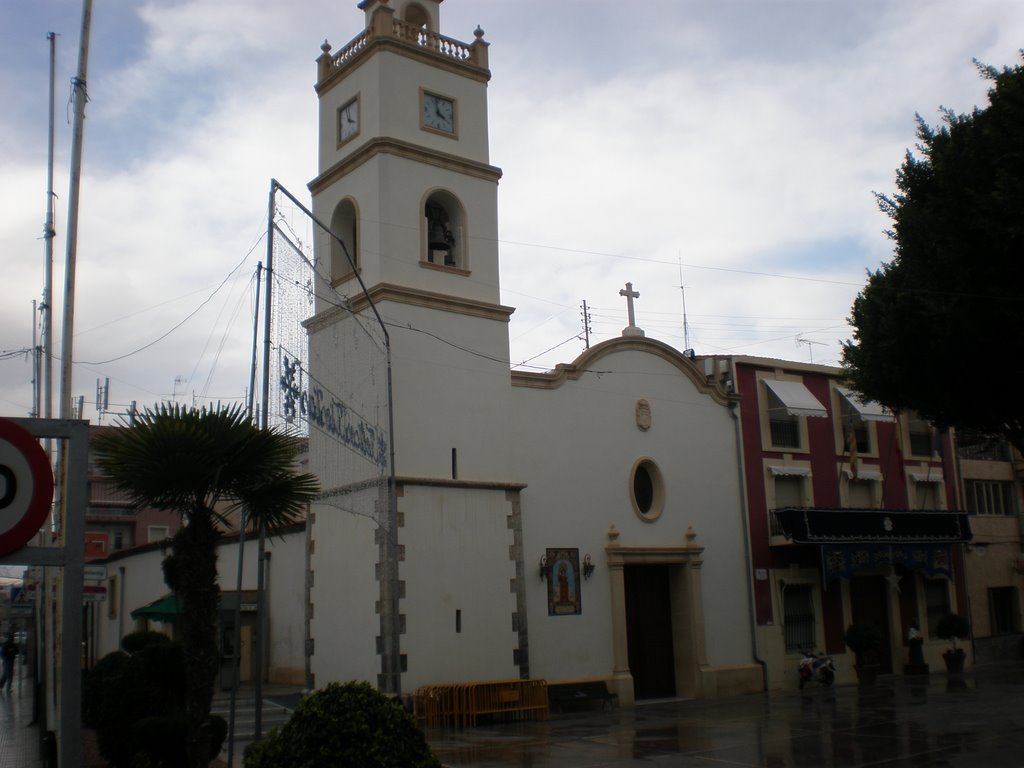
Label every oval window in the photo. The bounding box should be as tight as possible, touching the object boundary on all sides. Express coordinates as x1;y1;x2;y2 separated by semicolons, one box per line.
630;458;664;522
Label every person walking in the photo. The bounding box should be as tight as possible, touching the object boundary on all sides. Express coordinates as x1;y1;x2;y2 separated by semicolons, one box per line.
0;633;18;692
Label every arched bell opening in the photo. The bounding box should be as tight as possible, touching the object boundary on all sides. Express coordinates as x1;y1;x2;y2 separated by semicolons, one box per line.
402;2;432;31
330;198;359;283
423;191;465;270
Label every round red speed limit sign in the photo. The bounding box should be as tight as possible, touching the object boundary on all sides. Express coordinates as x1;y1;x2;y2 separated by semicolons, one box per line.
0;418;55;555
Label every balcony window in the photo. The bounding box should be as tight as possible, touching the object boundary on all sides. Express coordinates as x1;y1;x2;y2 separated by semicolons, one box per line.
847;478;875;508
763;379;828;451
965;480;1018;516
908;416;934;457
914;480;943;510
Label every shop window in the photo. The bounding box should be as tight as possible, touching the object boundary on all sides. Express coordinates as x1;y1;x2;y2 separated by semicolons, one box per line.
989;587;1018;635
925;579;951;637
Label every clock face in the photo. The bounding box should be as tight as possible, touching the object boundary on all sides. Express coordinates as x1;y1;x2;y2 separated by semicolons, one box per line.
423;93;454;133
339;98;359;142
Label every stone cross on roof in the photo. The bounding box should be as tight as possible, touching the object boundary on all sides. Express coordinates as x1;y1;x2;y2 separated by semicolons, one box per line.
619;282;645;338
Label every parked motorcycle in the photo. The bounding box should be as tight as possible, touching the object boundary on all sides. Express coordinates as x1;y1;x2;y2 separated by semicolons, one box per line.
798;650;836;688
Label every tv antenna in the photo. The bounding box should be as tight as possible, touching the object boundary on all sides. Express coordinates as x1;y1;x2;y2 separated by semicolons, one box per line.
796;336;826;364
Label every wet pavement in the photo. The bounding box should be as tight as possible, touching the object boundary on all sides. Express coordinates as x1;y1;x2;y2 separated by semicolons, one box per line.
425;662;1024;767
3;661;1024;766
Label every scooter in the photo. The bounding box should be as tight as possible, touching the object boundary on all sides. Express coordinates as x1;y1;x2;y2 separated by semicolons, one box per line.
798;650;835;688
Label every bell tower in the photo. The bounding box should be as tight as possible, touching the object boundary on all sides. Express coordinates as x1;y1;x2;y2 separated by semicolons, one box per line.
307;0;513;478
308;2;526;695
310;0;502;309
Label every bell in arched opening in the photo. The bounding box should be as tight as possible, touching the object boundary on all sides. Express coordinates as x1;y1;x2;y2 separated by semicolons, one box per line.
425;202;456;266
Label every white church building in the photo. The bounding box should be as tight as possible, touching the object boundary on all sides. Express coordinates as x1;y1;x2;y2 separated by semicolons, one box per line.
305;0;762;704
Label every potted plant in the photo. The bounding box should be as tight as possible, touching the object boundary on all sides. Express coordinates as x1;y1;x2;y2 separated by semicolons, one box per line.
844;623;883;685
935;613;970;673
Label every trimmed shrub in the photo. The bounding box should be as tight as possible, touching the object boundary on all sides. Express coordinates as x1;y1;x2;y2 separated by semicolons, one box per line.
82;640;194;768
245;681;440;768
131;714;228;767
844;623;882;664
82;652;150;768
121;629;172;654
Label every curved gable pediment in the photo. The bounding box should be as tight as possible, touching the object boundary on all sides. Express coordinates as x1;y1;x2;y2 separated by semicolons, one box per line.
511;336;735;406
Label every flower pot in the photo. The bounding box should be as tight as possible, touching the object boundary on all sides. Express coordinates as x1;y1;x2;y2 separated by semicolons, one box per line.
943;649;966;674
854;663;880;686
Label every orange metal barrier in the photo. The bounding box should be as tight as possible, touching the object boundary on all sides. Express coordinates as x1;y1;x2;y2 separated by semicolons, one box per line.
415;679;549;728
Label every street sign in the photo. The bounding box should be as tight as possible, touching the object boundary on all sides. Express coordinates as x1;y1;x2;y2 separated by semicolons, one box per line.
0;418;55;555
84;564;107;581
9;586;33;615
83;584;107;602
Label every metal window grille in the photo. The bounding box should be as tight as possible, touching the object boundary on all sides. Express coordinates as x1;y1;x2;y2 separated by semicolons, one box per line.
770;418;800;449
783;584;815;652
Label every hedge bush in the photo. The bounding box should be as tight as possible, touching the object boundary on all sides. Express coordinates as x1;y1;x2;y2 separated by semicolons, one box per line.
245;681;440;768
83;639;224;768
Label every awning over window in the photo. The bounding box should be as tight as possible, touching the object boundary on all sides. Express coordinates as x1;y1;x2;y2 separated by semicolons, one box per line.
774;507;971;544
763;379;828;418
836;387;895;422
130;594;181;622
842;468;883;480
769;465;811;477
909;471;944;483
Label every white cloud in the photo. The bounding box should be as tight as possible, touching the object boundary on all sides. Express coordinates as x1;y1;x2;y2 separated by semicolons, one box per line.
2;0;1022;417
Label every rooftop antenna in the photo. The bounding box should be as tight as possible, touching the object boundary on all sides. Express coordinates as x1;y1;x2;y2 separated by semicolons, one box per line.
796;336;825;364
678;254;691;354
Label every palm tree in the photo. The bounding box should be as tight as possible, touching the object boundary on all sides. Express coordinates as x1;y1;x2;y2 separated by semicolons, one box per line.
92;403;319;768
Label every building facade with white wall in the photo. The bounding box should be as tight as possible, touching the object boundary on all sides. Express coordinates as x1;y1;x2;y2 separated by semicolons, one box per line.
305;0;762;703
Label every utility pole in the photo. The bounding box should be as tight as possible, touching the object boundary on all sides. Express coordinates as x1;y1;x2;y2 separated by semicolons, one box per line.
59;1;92;424
43;31;57;427
580;300;592;348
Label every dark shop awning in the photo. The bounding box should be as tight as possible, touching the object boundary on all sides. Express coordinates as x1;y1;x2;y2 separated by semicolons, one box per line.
130;594;182;622
774;507;972;544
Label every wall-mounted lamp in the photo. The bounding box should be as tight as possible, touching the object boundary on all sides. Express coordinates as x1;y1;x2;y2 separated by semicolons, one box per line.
583;553;595;580
539;554;549;581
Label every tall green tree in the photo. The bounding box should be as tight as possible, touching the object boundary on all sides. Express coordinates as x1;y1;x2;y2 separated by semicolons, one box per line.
92;403;319;768
843;57;1024;454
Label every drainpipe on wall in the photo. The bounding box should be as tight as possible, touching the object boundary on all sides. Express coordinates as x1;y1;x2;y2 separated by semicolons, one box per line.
727;359;768;691
949;429;977;665
118;566;125;641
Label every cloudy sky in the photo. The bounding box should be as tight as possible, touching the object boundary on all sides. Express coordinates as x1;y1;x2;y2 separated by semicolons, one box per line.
1;0;1021;422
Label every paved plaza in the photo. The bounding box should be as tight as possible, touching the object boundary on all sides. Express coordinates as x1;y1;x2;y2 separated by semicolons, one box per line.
2;660;1024;766
425;661;1024;768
